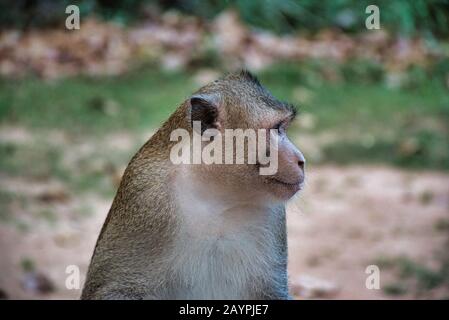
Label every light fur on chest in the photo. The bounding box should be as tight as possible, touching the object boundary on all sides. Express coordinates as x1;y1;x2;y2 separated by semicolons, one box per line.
168;175;279;299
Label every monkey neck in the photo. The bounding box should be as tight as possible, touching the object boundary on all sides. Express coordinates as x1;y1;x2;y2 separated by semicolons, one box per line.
173;166;277;237
177;165;272;207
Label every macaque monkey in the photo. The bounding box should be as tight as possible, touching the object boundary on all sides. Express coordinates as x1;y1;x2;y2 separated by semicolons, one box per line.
81;71;305;299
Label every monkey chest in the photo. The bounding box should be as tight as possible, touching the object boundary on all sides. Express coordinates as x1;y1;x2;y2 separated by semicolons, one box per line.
168;223;277;299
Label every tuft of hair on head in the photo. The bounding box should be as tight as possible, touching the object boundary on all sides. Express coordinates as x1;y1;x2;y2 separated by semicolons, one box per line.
238;69;262;87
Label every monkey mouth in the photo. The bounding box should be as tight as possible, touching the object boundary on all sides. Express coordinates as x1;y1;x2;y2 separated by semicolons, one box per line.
269;177;303;191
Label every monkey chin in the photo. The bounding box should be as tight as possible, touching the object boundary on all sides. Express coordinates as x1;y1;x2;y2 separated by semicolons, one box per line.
265;178;303;202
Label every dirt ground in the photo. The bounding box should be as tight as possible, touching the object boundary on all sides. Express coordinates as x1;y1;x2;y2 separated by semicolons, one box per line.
288;165;449;299
0;164;448;299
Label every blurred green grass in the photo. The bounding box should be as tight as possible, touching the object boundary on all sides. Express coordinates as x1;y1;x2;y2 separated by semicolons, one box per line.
0;70;195;135
0;62;448;173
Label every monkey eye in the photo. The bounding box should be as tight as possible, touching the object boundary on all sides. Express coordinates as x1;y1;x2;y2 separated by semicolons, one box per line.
273;120;287;133
273;121;283;130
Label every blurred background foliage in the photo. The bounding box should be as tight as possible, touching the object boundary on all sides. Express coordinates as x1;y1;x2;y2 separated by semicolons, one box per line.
0;0;448;171
2;0;449;37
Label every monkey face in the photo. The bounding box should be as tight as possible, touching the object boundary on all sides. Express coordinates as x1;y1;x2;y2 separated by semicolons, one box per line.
247;113;305;202
181;70;305;204
193;122;305;203
260;130;305;201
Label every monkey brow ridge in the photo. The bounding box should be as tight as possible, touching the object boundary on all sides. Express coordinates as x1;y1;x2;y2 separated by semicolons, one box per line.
215;70;298;117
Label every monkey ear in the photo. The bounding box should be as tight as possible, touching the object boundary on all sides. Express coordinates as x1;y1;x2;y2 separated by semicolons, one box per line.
189;94;221;134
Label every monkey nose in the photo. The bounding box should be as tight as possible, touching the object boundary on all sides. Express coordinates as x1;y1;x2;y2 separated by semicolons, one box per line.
296;152;306;171
296;152;306;185
298;159;305;170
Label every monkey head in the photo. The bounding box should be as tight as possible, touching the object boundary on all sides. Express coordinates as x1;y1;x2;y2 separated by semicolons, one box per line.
182;71;305;204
